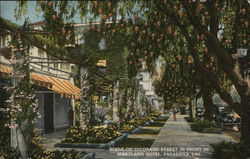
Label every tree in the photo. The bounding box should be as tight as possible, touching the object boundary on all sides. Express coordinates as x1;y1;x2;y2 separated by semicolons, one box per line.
149;0;250;145
114;0;250;144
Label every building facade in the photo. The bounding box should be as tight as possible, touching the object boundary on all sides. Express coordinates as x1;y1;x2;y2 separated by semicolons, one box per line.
0;28;79;134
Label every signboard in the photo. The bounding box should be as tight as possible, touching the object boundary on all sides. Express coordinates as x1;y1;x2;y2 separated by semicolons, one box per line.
97;60;107;67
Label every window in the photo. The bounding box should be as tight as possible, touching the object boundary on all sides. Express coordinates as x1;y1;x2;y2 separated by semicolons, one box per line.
38;49;45;58
61;63;70;72
76;34;85;45
40;62;44;70
98;38;106;50
54;62;58;69
47;55;52;68
60;63;63;70
0;36;6;48
65;63;70;72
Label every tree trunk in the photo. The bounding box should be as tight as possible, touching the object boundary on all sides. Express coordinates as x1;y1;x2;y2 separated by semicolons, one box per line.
125;87;133;121
113;80;121;128
189;98;195;119
132;78;138;112
202;95;214;122
200;81;214;122
80;67;91;128
10;35;32;159
136;85;143;115
239;97;250;146
11;121;29;159
240;113;250;146
108;91;113;108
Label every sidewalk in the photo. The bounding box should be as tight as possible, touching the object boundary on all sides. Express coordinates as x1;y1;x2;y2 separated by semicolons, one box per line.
42;115;234;159
147;114;234;159
93;115;234;159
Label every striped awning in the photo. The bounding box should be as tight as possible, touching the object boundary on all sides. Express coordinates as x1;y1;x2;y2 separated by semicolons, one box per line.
0;64;80;99
31;73;80;99
0;64;11;78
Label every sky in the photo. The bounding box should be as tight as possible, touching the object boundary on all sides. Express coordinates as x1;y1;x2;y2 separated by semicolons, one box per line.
0;1;127;25
0;1;43;25
0;1;99;26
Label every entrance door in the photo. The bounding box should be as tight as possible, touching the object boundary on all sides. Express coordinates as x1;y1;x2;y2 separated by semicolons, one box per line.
44;93;54;134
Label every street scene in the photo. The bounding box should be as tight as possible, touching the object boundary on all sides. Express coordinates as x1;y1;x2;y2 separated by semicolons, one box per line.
0;1;249;159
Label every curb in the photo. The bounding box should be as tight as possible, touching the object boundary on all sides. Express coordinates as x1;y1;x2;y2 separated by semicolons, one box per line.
131;126;142;134
55;115;165;149
55;133;128;149
81;153;95;159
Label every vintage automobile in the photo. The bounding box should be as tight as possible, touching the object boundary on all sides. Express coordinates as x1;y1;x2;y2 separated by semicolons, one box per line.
196;107;204;119
214;105;241;129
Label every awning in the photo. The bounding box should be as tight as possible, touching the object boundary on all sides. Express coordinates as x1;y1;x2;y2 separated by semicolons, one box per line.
0;64;80;99
0;64;11;78
31;73;80;99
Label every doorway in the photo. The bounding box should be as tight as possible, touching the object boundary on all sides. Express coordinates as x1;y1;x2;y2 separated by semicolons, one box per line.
44;93;54;134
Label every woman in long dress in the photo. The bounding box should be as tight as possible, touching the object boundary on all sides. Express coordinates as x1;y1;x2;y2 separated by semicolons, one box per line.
173;108;177;121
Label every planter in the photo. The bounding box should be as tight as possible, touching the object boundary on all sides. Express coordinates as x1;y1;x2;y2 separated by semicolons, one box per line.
121;125;143;134
143;122;150;126
81;153;95;159
203;127;221;134
55;133;128;149
131;126;142;134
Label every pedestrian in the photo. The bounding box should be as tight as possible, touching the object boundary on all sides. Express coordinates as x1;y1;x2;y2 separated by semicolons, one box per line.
173;108;177;121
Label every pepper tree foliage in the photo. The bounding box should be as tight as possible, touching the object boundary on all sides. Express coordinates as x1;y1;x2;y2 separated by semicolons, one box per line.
124;0;249;144
152;34;198;107
126;2;213;107
124;0;249;114
11;0;248;107
11;0;249;143
14;1;140;74
12;0;249;107
144;0;249;115
39;1;136;92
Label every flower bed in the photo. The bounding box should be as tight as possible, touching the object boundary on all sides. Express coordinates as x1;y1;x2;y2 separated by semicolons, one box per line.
127;115;157;126
31;150;87;159
211;141;250;159
56;113;165;149
0;139;89;159
128;117;146;125
120;124;135;133
149;112;162;117
0;147;20;159
61;124;121;144
190;120;220;133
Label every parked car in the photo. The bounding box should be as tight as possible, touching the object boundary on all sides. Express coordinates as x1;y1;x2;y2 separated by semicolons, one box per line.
214;105;241;129
196;107;204;119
